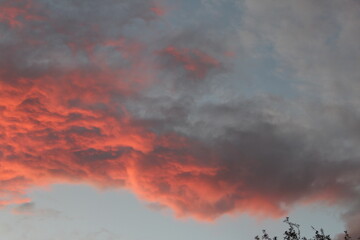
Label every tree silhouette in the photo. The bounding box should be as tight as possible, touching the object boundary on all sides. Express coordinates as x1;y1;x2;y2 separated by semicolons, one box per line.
254;217;359;240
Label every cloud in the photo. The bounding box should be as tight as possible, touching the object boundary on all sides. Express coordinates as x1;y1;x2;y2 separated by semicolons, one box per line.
238;0;360;234
150;1;168;17
0;0;359;237
240;0;360;104
159;46;221;79
12;201;61;218
0;0;43;28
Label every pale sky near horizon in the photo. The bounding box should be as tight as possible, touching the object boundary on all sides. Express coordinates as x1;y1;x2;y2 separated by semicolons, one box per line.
0;184;346;240
0;0;359;239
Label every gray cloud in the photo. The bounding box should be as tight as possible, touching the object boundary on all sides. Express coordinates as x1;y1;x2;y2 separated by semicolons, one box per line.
239;0;360;104
0;0;359;236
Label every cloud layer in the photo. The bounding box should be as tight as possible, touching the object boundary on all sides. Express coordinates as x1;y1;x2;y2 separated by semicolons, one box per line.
0;0;359;236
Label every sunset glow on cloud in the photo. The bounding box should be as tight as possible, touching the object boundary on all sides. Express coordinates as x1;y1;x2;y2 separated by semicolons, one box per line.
0;0;360;239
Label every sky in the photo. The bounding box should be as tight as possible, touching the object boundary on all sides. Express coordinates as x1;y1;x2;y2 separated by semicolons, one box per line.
0;0;359;239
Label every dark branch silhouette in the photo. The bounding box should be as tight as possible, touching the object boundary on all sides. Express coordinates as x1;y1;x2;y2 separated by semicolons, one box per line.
254;217;359;240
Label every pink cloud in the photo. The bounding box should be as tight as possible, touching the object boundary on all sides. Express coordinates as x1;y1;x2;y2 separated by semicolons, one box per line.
0;0;359;228
160;46;221;79
0;0;44;28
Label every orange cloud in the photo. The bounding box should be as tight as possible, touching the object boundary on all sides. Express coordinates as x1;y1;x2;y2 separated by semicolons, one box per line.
0;71;289;220
1;66;359;221
0;51;358;221
1;0;359;225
